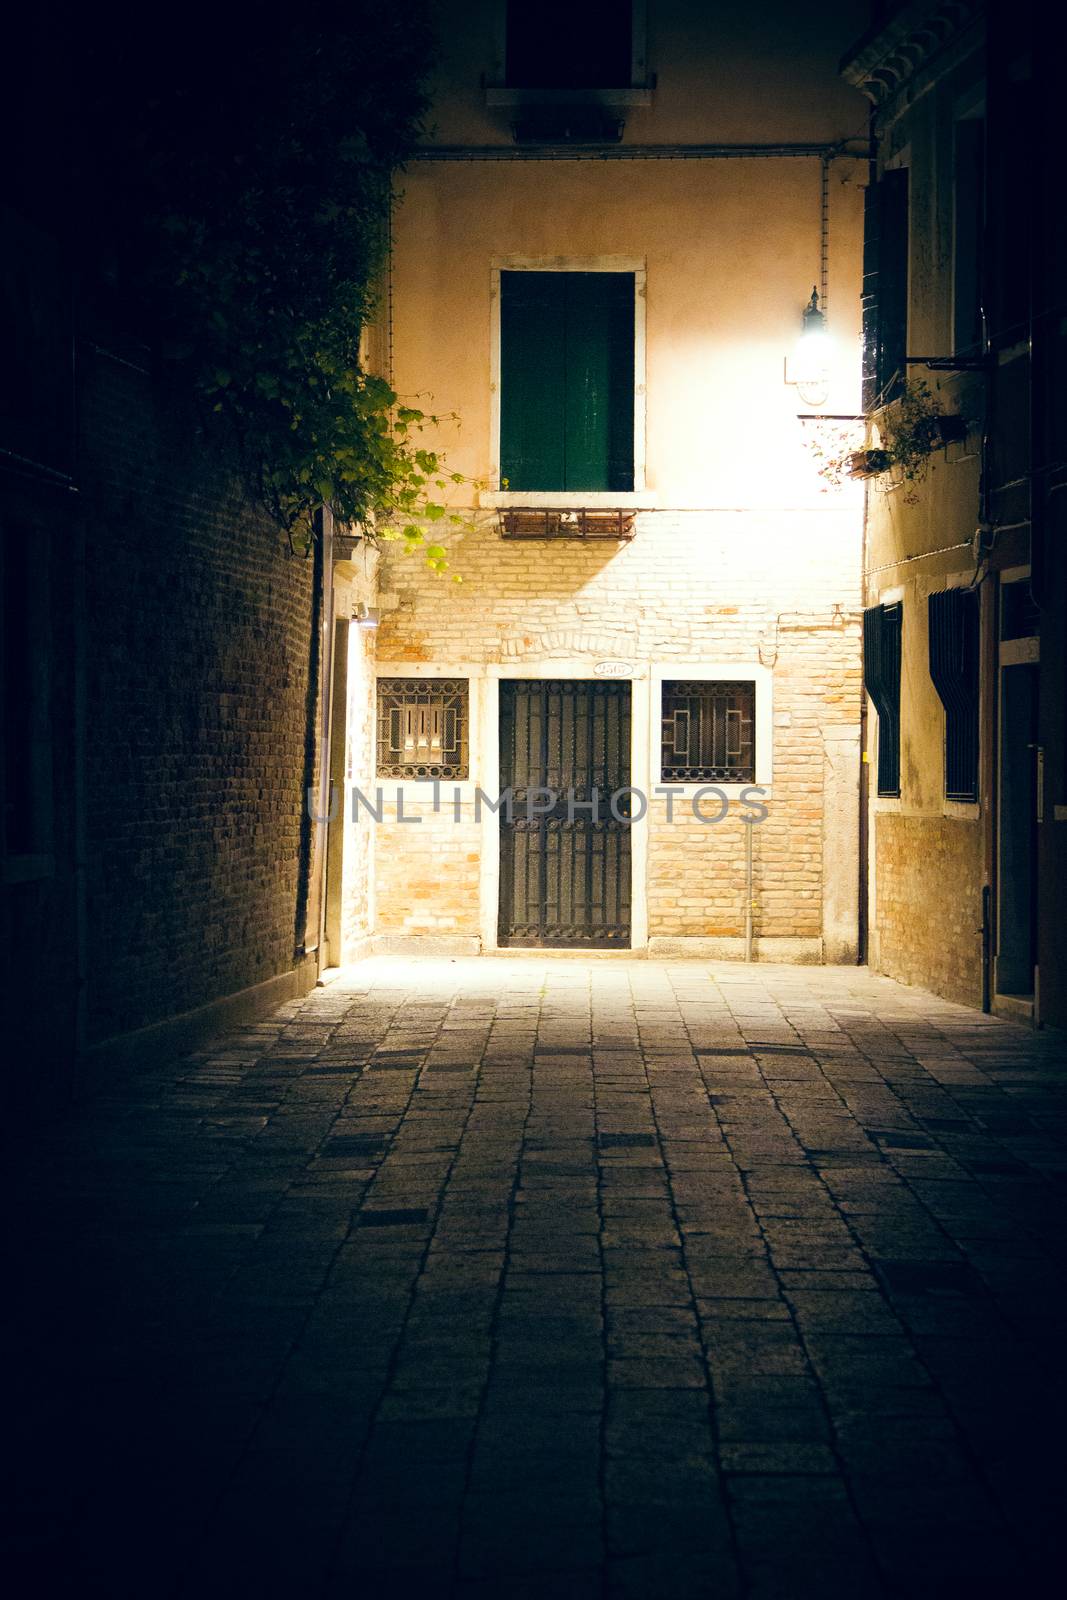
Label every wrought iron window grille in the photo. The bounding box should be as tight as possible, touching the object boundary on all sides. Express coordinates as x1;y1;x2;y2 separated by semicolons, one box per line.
376;678;469;780
660;681;756;783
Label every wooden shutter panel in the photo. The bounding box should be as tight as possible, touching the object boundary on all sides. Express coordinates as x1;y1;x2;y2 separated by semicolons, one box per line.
877;169;909;404
929;588;979;801
863;603;903;797
505;0;633;90
861;180;880;413
563;273;634;492
500;272;567;491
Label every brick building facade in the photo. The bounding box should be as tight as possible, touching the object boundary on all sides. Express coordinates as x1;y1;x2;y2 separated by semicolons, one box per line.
325;0;872;962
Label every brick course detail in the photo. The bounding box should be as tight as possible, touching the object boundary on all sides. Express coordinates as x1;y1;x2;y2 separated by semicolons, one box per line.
374;508;862;951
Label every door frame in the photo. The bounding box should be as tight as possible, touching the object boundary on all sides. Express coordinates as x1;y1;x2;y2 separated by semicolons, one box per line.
480;662;650;951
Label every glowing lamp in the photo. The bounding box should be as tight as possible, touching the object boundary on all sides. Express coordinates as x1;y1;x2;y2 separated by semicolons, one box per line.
785;287;831;408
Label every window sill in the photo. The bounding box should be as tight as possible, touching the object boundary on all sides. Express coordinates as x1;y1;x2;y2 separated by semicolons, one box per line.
651;784;770;801
480;490;656;510
485;86;654;108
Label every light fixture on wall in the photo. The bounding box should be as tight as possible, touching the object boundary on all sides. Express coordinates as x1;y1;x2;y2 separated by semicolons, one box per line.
785;286;831;409
354;602;380;629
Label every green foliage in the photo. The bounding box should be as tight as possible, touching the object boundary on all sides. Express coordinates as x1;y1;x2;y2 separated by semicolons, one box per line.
878;380;968;486
808;381;968;499
76;0;466;566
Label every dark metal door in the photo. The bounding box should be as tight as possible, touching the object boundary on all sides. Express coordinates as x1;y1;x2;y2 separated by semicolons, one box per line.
498;679;631;947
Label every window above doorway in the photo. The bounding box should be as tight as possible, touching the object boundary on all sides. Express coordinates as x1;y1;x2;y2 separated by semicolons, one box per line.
504;0;633;90
486;1;652;138
491;262;646;501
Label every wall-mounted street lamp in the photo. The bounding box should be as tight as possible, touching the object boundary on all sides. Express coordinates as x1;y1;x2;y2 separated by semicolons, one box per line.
785;286;831;409
354;602;380;629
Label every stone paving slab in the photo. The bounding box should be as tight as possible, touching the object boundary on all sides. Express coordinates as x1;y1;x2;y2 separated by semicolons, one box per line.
5;957;1067;1596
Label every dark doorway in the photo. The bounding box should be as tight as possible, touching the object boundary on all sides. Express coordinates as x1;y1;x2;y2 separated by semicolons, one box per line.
498;679;631;947
996;661;1038;998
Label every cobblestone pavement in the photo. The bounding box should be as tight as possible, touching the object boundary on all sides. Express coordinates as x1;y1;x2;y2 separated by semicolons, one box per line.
6;958;1067;1598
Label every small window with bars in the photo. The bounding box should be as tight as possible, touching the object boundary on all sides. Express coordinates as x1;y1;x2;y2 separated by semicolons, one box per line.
376;678;469;780
660;681;755;783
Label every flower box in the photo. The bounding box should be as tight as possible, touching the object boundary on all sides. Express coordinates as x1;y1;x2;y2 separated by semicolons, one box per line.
847;448;891;479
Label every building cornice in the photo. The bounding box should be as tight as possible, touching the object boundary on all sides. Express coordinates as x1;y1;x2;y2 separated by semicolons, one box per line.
840;0;982;105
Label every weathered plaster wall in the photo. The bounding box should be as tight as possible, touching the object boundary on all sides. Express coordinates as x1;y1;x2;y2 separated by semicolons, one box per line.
424;0;873;150
860;19;1000;1012
390;157;867;508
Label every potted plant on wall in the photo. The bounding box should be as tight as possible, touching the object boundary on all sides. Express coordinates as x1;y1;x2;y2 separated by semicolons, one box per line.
876;380;969;487
808;380;970;493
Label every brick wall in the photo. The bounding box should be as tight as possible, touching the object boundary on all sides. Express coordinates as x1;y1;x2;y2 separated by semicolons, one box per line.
373;507;862;953
80;342;317;1044
873;814;984;1009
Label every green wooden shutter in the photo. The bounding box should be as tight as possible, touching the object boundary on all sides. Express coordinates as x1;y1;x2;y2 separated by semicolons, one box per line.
500;270;635;494
877;169;909;403
500;272;567;491
861;181;880;413
563;273;634;492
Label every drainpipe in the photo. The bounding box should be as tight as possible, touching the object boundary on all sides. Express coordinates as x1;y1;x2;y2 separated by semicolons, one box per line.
744;819;753;962
313;503;336;980
856;104;878;970
71;284;88;1095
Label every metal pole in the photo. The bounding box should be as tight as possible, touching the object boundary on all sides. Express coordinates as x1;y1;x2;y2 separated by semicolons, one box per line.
744;820;753;963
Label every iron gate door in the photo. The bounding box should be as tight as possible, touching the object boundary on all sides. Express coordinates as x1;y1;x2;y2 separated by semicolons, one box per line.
498;679;631;947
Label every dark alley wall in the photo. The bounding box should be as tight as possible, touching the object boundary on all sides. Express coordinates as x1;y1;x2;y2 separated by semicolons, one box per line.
78;333;318;1052
2;230;320;1117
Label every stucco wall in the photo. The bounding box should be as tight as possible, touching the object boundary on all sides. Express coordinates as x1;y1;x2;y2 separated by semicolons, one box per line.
424;0;873;150
390;158;867;508
859;17;1003;1012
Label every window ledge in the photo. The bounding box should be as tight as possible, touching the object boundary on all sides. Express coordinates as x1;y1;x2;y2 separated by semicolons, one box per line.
485;86;654;108
480;490;656;510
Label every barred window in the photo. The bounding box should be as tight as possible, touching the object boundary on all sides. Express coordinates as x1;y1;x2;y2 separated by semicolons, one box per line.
661;681;755;783
376;678;469;780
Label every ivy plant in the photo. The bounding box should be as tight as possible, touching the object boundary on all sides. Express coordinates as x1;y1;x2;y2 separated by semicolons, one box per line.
75;0;465;570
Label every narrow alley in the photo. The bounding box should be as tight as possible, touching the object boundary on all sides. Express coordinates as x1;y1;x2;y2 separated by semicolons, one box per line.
7;958;1066;1597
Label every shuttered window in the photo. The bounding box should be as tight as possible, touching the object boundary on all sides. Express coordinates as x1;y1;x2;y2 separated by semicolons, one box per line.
953;119;985;357
862;168;909;411
863;603;903;797
499;271;635;493
929;589;979;801
505;0;632;89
